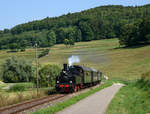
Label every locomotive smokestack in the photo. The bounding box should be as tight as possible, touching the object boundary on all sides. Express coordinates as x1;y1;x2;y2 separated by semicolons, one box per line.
63;64;68;71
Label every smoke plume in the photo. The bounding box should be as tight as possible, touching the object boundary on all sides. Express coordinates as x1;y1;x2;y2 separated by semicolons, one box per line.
68;55;80;66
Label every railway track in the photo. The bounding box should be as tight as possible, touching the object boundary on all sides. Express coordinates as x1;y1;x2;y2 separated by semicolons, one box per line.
0;94;65;114
0;84;102;114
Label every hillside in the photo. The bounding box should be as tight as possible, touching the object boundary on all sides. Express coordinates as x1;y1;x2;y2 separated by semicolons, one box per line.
0;4;150;49
0;39;150;80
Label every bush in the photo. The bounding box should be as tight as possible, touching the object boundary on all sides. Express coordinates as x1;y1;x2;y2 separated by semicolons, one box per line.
2;56;34;83
8;83;34;92
38;64;61;87
38;49;50;58
20;47;25;52
137;71;150;92
9;84;25;92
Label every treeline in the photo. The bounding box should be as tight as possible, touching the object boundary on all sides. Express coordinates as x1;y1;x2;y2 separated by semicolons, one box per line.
0;4;150;49
1;56;61;87
119;17;150;46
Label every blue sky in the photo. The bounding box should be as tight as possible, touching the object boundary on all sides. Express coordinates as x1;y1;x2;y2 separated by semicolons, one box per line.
0;0;150;30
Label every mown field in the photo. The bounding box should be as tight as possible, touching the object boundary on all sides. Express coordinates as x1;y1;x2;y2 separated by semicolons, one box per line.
0;38;150;80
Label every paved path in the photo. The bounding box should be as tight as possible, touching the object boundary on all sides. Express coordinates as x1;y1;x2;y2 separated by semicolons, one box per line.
57;83;124;114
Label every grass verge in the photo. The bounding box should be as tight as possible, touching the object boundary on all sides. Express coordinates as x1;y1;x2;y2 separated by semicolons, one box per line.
32;80;124;114
106;73;150;114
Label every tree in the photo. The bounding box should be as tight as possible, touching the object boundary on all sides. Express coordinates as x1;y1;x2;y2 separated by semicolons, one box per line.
1;5;150;48
119;23;139;46
47;30;56;47
3;29;9;33
0;30;3;35
9;43;20;52
2;56;33;83
38;64;61;87
64;38;75;47
75;29;82;42
119;18;150;47
69;39;75;46
146;34;150;42
139;17;150;42
79;22;94;41
56;28;66;44
38;49;50;58
64;39;69;47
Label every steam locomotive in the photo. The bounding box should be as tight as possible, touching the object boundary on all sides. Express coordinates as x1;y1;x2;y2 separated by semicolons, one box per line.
56;64;102;93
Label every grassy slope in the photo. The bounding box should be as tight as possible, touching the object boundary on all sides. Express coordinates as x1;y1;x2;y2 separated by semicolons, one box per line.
1;38;150;80
106;83;150;114
0;39;150;112
107;71;150;114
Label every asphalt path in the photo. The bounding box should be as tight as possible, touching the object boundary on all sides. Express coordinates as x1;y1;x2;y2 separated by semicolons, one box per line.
57;83;124;114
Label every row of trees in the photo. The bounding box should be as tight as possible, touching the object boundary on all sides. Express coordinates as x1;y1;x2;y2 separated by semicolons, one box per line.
0;4;150;49
1;56;61;87
119;17;150;46
0;30;56;50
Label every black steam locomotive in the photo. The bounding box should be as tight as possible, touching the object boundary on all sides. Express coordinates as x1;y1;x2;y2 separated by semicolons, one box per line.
56;64;102;93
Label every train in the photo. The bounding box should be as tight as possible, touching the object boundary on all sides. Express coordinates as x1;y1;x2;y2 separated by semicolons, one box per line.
55;64;102;93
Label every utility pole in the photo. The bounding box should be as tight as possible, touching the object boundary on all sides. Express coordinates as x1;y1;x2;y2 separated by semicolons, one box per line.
47;75;50;87
35;43;39;96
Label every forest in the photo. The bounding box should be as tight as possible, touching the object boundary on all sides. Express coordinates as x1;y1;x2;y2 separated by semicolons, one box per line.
0;4;150;50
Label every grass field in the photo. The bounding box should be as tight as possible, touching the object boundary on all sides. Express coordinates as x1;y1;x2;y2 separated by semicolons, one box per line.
0;39;150;112
1;38;150;80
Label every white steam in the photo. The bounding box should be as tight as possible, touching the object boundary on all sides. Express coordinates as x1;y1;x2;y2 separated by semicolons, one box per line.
68;55;80;66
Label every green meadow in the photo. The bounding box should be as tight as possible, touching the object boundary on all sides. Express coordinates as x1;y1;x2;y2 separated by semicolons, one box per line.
1;38;150;80
0;38;150;113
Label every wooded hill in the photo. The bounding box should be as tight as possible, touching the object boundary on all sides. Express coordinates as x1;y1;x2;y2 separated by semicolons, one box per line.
0;4;150;50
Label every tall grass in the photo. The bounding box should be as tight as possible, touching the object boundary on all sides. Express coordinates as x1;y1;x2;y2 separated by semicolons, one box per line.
0;89;48;107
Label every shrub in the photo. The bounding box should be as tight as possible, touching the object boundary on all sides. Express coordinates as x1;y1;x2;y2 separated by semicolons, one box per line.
20;47;25;52
38;49;50;58
9;84;25;92
38;64;61;87
8;83;34;92
2;56;34;83
137;71;150;92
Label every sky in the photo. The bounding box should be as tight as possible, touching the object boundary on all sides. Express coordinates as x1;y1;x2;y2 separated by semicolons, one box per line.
0;0;150;30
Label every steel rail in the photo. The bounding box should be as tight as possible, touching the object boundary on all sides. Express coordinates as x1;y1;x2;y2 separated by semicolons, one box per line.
0;94;65;114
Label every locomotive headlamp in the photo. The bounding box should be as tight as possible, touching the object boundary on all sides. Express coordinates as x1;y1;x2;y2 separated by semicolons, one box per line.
57;81;59;83
70;81;72;83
